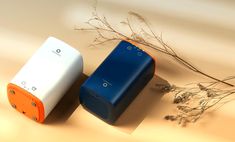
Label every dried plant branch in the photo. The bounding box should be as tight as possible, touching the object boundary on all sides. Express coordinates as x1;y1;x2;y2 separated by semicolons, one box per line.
161;77;235;126
75;9;235;126
75;10;233;87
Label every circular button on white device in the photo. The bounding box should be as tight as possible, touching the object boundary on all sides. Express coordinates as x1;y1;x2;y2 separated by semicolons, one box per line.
56;49;61;53
32;87;37;91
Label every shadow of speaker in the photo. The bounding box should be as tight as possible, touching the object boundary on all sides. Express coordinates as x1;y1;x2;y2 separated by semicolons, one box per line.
115;75;169;133
44;73;88;124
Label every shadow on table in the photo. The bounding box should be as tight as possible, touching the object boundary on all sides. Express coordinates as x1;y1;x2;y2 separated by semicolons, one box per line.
114;75;170;133
45;74;169;131
44;73;88;124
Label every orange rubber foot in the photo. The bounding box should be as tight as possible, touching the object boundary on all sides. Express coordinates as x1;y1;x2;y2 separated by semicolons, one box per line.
7;83;45;123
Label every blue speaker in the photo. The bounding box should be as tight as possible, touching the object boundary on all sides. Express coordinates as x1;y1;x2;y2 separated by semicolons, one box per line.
80;40;155;124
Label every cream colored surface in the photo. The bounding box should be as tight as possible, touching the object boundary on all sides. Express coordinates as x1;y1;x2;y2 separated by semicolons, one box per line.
0;0;235;142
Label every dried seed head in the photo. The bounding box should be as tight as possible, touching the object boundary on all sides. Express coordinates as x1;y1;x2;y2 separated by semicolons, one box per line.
198;83;208;91
178;118;189;127
177;105;193;113
163;85;172;92
155;84;172;92
199;99;207;106
174;96;183;104
173;92;192;104
164;115;177;121
206;90;216;97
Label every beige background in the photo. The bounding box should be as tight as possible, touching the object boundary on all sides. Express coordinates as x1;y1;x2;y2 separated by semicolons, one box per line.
1;0;235;142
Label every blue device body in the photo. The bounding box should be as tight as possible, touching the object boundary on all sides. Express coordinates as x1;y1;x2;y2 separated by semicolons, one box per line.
80;40;155;124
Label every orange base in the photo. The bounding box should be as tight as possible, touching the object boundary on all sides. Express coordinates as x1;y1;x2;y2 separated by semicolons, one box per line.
7;83;45;123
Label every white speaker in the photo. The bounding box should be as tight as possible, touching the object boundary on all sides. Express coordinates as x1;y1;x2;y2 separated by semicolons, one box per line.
7;37;83;123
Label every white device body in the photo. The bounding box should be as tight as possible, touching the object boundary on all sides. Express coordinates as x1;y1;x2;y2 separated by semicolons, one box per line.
10;37;83;118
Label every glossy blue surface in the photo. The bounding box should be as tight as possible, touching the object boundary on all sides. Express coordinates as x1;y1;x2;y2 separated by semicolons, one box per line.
80;40;155;124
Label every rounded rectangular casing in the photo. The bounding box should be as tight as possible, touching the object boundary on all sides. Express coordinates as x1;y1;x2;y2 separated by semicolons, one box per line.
80;40;155;124
7;37;83;123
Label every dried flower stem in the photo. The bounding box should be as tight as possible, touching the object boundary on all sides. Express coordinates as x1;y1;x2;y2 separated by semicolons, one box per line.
162;77;235;126
75;9;235;126
75;10;233;87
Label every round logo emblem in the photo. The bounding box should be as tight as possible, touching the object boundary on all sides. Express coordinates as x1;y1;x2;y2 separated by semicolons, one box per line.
56;49;61;53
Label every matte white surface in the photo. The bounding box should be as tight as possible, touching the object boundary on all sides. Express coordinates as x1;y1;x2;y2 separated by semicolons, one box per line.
11;37;83;117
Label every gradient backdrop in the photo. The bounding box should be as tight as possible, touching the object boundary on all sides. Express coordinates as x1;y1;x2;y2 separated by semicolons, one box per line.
0;0;235;142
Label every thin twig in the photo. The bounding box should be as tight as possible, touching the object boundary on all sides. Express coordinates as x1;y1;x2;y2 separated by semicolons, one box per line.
74;10;234;87
75;9;235;126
